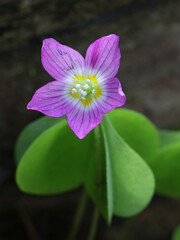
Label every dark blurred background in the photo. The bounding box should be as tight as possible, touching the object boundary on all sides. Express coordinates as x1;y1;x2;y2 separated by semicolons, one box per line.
0;0;180;239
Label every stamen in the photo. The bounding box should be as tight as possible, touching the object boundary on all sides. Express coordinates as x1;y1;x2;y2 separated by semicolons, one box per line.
76;84;81;88
79;89;84;95
71;88;77;94
92;89;95;94
82;91;87;96
81;96;85;100
87;79;91;83
83;84;89;90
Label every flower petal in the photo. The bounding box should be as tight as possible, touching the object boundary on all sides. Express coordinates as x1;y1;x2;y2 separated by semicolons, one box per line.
41;38;84;81
27;81;78;117
97;77;126;113
66;103;103;139
85;34;120;80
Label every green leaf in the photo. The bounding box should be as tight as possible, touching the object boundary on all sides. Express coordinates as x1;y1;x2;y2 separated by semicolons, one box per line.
172;225;180;240
99;125;114;223
84;126;110;222
16;119;92;195
108;109;159;162
149;130;180;198
159;130;180;148
101;115;155;217
85;115;155;222
15;116;64;163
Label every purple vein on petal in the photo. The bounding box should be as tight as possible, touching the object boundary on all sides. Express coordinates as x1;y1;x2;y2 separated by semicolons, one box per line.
43;46;74;79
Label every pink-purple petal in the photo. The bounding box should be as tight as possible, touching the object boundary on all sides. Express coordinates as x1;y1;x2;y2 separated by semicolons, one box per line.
27;81;76;117
66;104;103;139
98;77;126;114
85;34;121;80
41;38;84;82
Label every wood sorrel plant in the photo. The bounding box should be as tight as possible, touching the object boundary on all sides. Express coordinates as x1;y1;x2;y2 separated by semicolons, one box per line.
27;34;126;139
15;34;180;236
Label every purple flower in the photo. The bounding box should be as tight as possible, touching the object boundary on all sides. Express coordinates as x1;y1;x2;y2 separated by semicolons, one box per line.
27;34;126;139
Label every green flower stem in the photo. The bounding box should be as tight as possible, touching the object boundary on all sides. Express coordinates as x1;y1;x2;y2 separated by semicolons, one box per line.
94;125;102;189
68;126;101;240
68;191;88;240
87;207;99;240
86;126;101;240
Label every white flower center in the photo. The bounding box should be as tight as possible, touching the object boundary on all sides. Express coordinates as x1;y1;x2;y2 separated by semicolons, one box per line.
72;78;96;100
